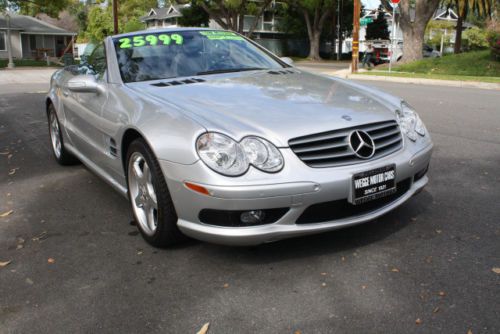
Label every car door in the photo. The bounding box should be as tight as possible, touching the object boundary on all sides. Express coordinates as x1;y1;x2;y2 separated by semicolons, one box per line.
63;43;112;166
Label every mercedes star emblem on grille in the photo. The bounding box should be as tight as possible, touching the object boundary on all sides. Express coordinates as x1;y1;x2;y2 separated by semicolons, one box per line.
349;130;375;159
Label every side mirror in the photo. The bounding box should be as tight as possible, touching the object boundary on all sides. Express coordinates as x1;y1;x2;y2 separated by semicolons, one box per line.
67;75;104;94
280;57;294;66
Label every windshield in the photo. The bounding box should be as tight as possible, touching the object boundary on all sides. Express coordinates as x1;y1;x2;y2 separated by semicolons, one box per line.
113;30;286;83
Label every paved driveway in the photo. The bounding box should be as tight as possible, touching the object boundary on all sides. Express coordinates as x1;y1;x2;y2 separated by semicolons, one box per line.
0;81;499;333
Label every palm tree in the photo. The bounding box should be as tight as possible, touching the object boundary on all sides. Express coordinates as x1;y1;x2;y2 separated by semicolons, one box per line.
451;0;494;53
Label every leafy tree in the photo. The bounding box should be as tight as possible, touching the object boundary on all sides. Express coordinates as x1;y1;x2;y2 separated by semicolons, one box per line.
450;0;494;53
381;0;441;62
85;5;113;42
197;0;248;32
287;0;335;60
365;6;389;40
0;0;70;17
178;0;210;27
196;0;272;34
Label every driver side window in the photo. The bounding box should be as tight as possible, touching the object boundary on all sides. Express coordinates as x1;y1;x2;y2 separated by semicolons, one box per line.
87;43;107;81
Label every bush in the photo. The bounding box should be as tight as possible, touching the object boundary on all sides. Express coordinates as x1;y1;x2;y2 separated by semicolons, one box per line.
463;27;489;50
486;20;500;59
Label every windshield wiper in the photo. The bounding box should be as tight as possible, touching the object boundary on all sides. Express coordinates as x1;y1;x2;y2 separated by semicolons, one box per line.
196;67;267;75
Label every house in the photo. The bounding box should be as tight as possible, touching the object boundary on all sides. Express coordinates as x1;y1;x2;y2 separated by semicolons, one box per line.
141;4;190;29
142;2;284;38
0;13;76;60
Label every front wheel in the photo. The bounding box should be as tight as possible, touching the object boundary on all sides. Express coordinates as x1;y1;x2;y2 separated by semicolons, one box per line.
47;104;79;165
126;138;186;247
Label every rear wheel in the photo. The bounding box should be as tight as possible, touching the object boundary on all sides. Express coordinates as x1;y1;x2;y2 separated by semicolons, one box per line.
126;138;186;247
47;104;79;165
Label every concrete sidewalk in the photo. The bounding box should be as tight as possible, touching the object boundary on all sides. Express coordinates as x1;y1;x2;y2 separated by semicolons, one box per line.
325;68;500;91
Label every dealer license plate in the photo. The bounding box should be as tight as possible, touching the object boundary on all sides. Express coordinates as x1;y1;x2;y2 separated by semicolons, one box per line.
352;165;397;205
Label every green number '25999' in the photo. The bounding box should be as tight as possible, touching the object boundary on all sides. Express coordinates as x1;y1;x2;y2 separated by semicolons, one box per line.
119;34;184;49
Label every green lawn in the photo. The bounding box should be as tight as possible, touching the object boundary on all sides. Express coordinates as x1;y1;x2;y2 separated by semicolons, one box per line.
0;59;60;68
361;50;500;83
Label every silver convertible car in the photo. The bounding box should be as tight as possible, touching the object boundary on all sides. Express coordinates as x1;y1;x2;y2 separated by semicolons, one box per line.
46;28;432;247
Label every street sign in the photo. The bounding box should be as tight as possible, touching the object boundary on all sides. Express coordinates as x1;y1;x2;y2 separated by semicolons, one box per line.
360;17;373;26
391;0;401;3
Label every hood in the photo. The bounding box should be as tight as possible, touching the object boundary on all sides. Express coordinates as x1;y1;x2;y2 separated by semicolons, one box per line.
127;70;400;147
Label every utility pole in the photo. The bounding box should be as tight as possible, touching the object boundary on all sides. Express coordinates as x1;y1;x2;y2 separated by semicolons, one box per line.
6;11;15;69
351;0;360;73
113;0;119;35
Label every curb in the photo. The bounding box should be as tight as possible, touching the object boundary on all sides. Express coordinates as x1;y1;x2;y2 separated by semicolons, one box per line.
324;71;500;91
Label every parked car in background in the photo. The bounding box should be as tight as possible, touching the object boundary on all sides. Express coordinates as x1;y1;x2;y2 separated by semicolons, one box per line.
46;28;433;247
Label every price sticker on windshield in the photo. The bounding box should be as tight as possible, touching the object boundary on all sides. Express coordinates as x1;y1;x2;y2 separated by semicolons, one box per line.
118;33;184;49
199;31;244;41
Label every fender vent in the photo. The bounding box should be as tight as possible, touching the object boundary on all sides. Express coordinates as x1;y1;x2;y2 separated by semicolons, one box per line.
151;78;205;87
109;138;118;158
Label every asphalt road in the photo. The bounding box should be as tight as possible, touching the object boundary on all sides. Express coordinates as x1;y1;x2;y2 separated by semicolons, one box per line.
1;81;499;334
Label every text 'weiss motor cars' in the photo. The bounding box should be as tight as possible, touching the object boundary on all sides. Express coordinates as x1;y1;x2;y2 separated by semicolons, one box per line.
46;28;433;247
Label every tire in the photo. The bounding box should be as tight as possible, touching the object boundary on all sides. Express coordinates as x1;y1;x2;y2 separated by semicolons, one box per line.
126;138;186;247
47;104;79;165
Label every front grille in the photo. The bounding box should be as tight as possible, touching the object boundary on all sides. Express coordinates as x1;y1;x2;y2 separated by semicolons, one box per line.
289;120;403;168
296;178;412;224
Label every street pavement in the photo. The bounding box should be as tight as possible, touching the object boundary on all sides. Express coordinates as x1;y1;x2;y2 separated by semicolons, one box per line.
0;80;499;334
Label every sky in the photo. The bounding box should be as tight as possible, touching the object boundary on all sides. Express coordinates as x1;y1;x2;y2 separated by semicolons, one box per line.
363;0;381;9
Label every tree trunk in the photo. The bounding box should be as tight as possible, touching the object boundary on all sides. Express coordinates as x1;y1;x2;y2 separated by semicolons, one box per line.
401;25;425;62
381;0;440;62
454;2;467;54
308;30;321;60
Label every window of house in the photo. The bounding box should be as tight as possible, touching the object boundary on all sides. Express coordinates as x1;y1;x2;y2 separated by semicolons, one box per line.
0;32;6;51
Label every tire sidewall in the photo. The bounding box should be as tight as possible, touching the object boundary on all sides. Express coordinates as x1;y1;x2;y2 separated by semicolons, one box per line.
126;138;180;247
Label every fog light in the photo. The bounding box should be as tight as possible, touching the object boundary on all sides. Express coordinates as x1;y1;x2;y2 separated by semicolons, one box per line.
240;210;265;224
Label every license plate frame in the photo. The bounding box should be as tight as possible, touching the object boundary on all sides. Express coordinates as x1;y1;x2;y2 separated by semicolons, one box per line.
351;164;397;205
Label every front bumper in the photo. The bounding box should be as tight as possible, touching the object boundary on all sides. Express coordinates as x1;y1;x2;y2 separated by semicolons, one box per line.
160;141;433;246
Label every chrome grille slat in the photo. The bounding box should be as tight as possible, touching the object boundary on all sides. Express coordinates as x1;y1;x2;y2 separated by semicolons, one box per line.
371;127;401;140
292;141;349;154
375;135;401;150
289;120;403;168
300;151;355;161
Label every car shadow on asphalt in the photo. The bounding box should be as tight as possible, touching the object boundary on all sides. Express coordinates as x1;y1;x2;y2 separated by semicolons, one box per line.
167;190;434;264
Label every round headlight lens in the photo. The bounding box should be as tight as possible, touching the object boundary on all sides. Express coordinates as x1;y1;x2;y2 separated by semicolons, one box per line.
196;133;248;176
241;137;284;172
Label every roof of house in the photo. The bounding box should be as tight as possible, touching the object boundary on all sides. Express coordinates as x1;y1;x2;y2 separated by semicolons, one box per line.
0;13;76;35
140;5;189;22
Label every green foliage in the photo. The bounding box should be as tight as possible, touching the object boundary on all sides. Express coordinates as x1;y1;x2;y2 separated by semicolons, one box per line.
1;0;70;17
85;6;113;42
178;1;209;27
365;6;389;40
122;17;145;33
463;27;489;50
394;50;500;76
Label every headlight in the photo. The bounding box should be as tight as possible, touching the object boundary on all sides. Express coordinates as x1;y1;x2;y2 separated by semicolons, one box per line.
241;137;284;172
196;133;248;176
196;133;284;176
398;101;426;141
